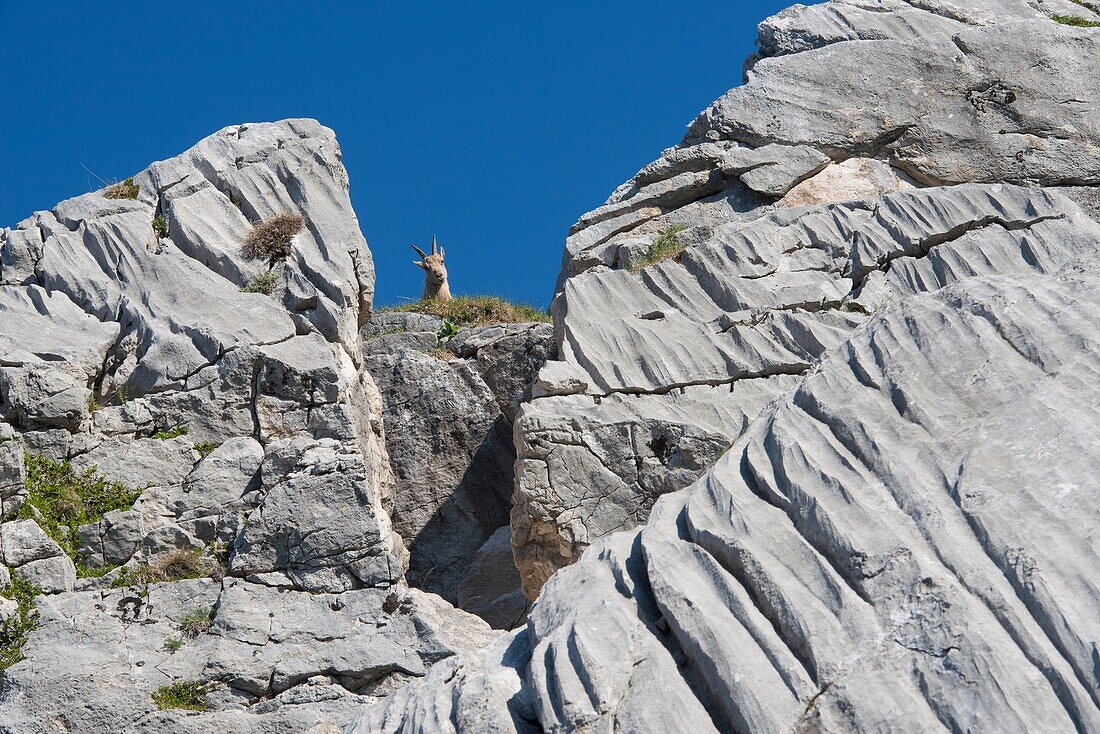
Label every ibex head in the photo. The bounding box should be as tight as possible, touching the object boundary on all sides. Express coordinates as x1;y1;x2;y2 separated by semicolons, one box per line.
412;235;451;302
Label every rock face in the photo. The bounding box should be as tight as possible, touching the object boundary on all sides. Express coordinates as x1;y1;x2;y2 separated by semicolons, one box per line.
351;1;1100;731
363;313;552;621
3;579;495;733
0;120;498;731
511;0;1100;599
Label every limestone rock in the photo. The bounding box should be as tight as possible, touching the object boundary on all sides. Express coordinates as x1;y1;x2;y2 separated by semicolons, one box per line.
455;526;530;631
0;579;495;733
364;337;514;604
351;266;1100;734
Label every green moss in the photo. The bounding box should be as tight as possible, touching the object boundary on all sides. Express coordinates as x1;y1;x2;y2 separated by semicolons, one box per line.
0;575;41;670
1052;13;1100;26
242;271;279;295
152;425;189;440
104;177;140;200
381;295;550;325
631;224;687;272
151;680;215;711
193;441;219;459
19;453;141;562
152;214;168;239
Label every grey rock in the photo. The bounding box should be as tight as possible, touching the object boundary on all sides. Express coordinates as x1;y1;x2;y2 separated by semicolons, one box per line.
364;349;513;603
77;508;148;569
450;322;556;416
1;520;61;567
689;10;1100;188
455;526;529;631
512;378;797;597
0;440;26;519
17;555;76;594
0;578;495;733
351;268;1100;734
231;436;406;592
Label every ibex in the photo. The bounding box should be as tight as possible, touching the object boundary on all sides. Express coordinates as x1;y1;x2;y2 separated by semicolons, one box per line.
412;235;451;301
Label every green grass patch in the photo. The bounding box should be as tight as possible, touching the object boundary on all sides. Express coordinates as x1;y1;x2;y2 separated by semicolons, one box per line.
153;214;168;238
631;224;687;272
180;606;214;638
1052;13;1100;26
381;295;550;325
0;575;41;670
242;271;279;295
19;454;141;564
112;548;218;588
151;680;216;711
103;177;140;200
193;441;219;459
164;636;184;653
152;425;189;440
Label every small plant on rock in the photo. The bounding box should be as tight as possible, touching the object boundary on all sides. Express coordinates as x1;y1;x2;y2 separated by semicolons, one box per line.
0;575;41;670
180;606;214;638
632;224;687;271
112;548;213;588
242;270;279;295
152;425;189;440
243;213;304;261
103;177;140;200
20;453;142;563
151;680;216;711
436;317;460;342
152;214;168;238
1052;12;1100;26
193;441;219;459
163;636;184;654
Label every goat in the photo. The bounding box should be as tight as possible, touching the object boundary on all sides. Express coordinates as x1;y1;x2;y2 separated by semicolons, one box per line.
412;235;451;301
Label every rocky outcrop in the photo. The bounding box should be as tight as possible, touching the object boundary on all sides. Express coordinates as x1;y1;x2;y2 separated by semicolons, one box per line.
351;1;1100;731
0;120;493;729
362;313;552;622
356;267;1100;732
511;0;1100;598
1;578;495;733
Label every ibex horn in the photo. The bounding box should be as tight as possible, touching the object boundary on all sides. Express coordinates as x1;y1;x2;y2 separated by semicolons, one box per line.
411;244;429;260
431;234;438;256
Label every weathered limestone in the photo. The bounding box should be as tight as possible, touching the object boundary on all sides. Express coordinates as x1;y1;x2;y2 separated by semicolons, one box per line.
0;578;495;733
363;317;554;617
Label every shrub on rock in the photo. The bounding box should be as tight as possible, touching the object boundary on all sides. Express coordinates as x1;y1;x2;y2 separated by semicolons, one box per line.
243;213;304;261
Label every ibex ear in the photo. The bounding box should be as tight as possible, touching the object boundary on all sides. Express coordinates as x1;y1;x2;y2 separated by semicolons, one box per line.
439;246;445;260
413;260;426;269
411;244;429;260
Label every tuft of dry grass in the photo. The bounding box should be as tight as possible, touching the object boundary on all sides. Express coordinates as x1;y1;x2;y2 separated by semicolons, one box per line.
103;178;140;200
111;548;220;588
382;295;550;325
243;213;304;261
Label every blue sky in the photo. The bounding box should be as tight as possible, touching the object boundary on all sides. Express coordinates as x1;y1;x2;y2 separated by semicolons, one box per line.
0;1;789;308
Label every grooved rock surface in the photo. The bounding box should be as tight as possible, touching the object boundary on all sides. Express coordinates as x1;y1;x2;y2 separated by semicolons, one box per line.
512;0;1100;600
351;266;1100;734
351;1;1100;732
